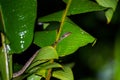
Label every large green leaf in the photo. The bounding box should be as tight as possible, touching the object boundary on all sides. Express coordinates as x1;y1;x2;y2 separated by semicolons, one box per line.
0;0;37;53
63;0;106;15
96;0;118;23
56;21;95;56
52;66;74;80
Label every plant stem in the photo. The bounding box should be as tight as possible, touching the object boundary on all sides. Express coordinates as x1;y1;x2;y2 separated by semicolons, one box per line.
1;33;10;80
9;55;13;79
45;60;54;80
56;0;72;42
45;0;72;80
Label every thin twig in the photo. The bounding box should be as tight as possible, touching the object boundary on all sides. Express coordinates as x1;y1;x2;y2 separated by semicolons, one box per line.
45;0;72;80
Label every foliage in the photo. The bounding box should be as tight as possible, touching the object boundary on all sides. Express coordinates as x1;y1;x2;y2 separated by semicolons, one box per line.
0;0;118;80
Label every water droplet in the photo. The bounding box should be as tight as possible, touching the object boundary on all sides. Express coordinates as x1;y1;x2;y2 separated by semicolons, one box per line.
6;44;11;53
20;41;25;43
19;15;25;20
18;31;27;49
20;44;24;49
20;40;25;49
17;14;25;20
22;24;27;28
81;31;84;34
19;31;27;39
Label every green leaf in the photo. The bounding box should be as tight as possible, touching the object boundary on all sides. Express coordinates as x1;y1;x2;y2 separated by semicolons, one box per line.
56;21;95;56
35;62;62;77
52;66;74;80
39;11;63;22
63;0;106;15
27;62;62;78
26;60;47;72
38;0;106;23
37;62;62;70
34;30;57;47
34;46;58;61
0;48;10;80
43;23;50;29
96;0;118;23
35;69;46;78
27;74;42;80
0;0;37;53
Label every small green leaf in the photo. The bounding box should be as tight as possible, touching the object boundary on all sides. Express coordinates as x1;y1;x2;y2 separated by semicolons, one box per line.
26;46;58;73
37;62;62;70
34;46;58;61
96;0;118;23
27;62;62;78
0;0;37;53
63;0;106;15
36;69;46;78
27;74;42;80
34;30;57;47
44;22;60;30
52;66;74;80
43;23;50;29
56;21;95;56
35;62;62;77
27;60;47;72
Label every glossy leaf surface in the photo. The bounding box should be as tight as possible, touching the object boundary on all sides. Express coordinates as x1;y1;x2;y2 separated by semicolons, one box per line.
56;21;95;56
63;0;106;15
0;0;37;53
27;74;42;80
33;46;58;61
34;30;57;47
